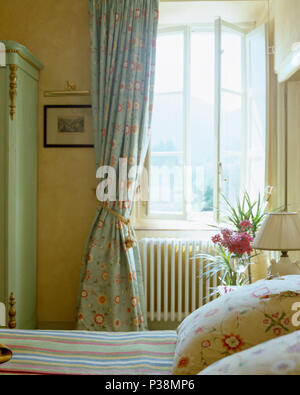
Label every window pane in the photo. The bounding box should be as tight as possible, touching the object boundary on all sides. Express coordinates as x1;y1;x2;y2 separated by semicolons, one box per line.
151;93;184;153
155;32;184;93
220;91;242;207
149;31;185;216
221;30;242;93
246;25;267;200
247;99;266;198
190;31;215;213
149;154;184;214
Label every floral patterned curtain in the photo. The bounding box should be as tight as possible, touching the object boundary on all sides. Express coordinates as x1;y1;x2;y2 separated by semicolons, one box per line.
76;0;159;331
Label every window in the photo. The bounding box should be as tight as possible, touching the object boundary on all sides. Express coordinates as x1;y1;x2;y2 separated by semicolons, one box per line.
141;18;267;225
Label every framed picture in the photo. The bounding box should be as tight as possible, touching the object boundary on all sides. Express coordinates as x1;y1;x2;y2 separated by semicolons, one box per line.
44;105;94;147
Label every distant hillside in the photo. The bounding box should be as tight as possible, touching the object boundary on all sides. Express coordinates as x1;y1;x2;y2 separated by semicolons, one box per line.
151;94;241;167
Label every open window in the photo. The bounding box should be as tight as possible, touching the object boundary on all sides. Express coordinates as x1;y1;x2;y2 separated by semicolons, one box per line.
215;18;268;222
137;18;268;227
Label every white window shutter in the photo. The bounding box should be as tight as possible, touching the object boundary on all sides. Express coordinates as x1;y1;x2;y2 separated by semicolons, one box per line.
245;24;268;200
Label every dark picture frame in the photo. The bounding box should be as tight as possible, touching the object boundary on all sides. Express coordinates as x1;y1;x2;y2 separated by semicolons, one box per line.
44;105;94;148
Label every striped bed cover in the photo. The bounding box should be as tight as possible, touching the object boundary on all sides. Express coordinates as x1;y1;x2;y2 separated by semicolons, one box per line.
0;329;177;375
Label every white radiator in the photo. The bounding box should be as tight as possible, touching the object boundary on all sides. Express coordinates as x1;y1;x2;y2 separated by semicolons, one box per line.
139;238;219;323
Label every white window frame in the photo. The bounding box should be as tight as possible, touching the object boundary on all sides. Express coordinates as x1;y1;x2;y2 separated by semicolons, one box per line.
214;18;248;223
136;21;256;229
147;25;186;222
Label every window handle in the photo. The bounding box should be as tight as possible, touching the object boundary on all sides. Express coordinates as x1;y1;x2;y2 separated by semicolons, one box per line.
218;162;228;182
218;162;223;175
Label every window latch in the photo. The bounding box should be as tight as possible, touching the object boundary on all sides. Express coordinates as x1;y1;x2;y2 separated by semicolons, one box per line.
218;162;228;182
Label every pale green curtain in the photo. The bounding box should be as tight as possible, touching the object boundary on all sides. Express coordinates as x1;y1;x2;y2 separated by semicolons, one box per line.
76;0;159;331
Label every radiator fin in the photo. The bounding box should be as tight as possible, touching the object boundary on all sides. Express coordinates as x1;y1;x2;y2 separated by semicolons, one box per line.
139;238;220;322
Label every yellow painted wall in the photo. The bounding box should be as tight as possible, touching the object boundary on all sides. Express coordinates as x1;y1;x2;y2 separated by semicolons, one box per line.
274;0;300;73
0;0;96;328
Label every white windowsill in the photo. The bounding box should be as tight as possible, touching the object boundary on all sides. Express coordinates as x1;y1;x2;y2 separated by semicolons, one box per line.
134;219;218;232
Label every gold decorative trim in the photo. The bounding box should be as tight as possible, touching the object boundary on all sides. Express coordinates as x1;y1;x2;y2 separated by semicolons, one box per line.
9;64;18;121
5;49;41;71
8;293;16;329
9;65;17;121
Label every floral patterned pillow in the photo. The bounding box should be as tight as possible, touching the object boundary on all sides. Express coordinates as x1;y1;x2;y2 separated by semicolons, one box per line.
171;275;300;375
217;285;238;296
199;330;300;375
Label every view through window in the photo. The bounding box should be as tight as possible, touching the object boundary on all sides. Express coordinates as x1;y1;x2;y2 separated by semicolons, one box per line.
147;21;267;223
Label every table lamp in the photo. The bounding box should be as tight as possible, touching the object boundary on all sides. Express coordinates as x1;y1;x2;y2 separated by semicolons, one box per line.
253;212;300;276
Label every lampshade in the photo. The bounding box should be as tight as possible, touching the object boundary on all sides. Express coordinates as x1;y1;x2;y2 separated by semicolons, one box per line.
253;212;300;251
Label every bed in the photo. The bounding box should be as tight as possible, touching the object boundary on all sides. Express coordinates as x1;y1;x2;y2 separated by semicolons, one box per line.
0;329;177;375
1;276;300;375
0;294;177;375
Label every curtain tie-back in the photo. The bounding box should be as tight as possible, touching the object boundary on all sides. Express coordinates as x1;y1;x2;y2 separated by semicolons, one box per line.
98;201;136;249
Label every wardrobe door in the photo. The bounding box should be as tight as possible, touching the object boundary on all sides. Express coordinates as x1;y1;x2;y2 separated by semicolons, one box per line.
0;65;9;306
2;41;43;329
7;61;39;329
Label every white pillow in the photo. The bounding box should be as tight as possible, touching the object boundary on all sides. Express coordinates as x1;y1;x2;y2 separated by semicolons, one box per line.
217;285;238;296
199;330;300;375
171;275;300;375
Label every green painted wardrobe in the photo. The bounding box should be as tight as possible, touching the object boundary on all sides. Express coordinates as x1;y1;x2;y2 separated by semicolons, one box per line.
0;41;43;328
